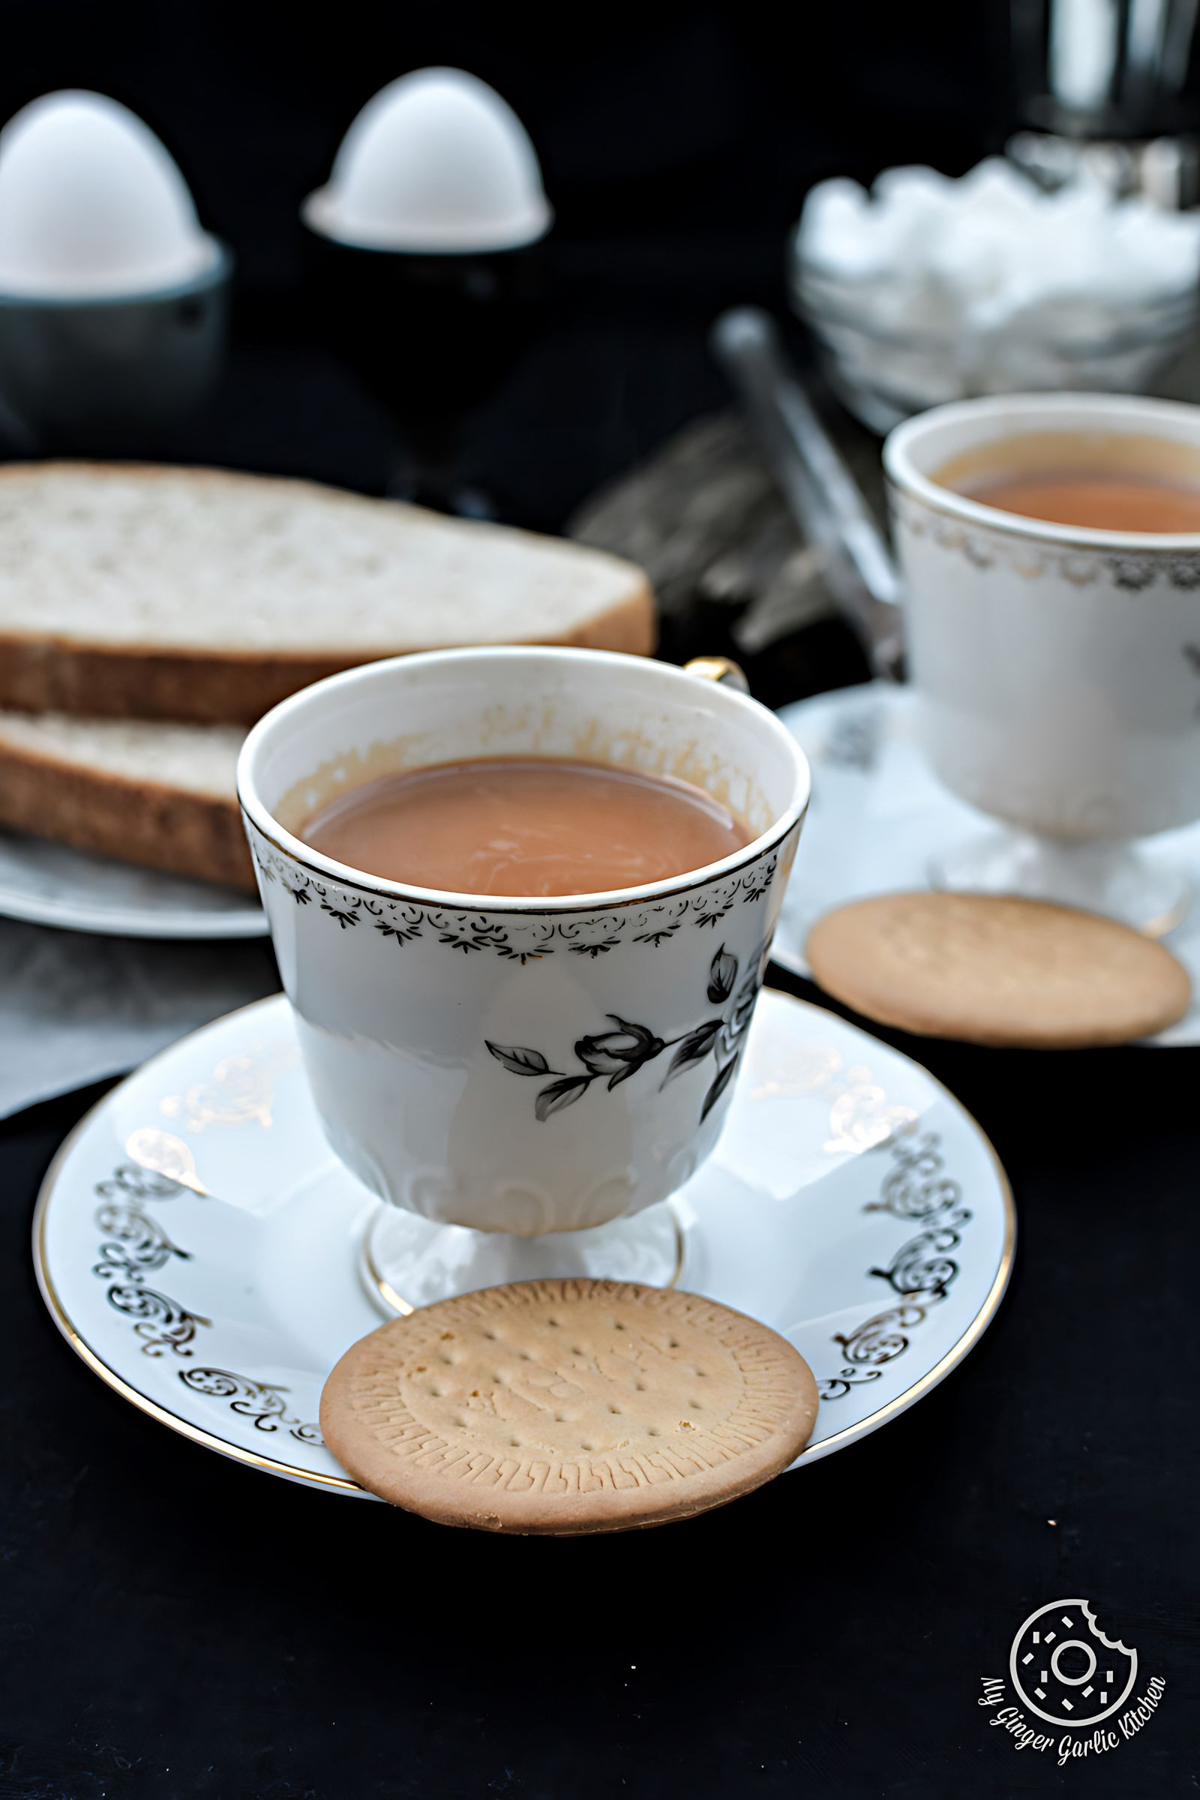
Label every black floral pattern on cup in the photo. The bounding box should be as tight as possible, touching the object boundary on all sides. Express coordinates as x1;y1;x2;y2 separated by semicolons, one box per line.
486;941;768;1124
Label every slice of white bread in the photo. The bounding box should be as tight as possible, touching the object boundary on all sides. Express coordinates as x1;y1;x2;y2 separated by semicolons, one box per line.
0;463;655;724
0;710;252;890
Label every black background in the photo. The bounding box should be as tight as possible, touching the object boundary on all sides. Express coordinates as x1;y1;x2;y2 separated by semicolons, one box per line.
1;4;1198;1795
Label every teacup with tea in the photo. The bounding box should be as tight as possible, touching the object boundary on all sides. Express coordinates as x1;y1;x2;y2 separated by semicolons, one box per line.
238;647;810;1305
884;392;1200;930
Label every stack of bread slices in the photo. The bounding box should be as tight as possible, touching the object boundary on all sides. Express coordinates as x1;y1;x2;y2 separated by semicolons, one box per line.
0;464;654;891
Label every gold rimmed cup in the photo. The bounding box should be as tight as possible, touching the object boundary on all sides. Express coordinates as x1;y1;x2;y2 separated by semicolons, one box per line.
237;647;811;1302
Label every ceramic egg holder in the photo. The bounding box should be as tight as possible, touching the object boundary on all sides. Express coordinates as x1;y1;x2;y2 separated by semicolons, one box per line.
0;91;230;455
302;70;552;518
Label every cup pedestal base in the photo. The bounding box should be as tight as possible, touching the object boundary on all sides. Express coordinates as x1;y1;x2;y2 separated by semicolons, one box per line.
931;830;1190;937
359;1199;687;1316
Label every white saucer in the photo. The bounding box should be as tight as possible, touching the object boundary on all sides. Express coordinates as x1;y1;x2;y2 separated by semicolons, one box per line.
33;988;1014;1498
0;831;267;940
774;682;1200;1048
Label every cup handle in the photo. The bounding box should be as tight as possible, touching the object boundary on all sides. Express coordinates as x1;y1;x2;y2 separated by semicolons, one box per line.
684;655;750;694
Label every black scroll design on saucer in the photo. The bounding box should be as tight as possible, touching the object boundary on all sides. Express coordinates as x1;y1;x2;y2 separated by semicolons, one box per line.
868;1210;971;1303
89;1165;210;1355
95;1163;184;1206
83;1175;201;1369
817;1302;931;1400
104;1285;211;1357
866;1131;962;1223
84;1164;320;1446
249;839;781;961
93;1203;190;1283
179;1368;322;1445
817;1132;976;1403
486;940;769;1126
82;1165;325;1452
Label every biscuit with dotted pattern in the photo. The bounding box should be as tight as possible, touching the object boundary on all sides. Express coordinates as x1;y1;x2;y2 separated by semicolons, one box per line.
320;1278;820;1532
806;891;1190;1048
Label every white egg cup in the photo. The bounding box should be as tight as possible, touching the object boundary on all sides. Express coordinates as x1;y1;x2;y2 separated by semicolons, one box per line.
884;392;1200;933
238;648;809;1308
300;70;552;517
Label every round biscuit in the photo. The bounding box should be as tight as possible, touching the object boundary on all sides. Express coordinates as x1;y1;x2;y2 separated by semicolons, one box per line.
320;1278;820;1533
806;891;1191;1048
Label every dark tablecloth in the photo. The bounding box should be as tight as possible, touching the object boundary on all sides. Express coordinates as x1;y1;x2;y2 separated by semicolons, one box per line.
3;955;1197;1799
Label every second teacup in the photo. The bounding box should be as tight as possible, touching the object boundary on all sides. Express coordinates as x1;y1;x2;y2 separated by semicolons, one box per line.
884;392;1200;929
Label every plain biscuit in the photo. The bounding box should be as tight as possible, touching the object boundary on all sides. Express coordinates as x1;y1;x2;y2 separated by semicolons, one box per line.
806;891;1191;1048
320;1278;820;1533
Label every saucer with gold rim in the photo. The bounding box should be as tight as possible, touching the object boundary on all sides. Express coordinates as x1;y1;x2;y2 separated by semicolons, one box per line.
32;987;1014;1498
773;682;1200;1047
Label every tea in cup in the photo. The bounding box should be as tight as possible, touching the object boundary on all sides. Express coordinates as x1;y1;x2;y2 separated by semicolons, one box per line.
238;647;810;1302
884;392;1200;930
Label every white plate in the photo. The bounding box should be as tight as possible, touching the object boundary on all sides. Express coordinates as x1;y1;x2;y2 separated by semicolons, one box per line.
0;832;267;939
33;988;1014;1498
773;682;1200;1048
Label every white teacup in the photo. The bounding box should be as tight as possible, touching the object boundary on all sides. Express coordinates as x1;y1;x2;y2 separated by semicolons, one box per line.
238;647;809;1299
884;392;1200;929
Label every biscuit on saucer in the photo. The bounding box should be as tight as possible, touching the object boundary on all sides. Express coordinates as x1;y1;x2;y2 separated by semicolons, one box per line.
806;891;1190;1048
320;1278;819;1533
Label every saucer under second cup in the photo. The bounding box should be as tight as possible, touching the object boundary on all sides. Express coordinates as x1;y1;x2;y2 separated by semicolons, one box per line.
771;681;1200;1048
